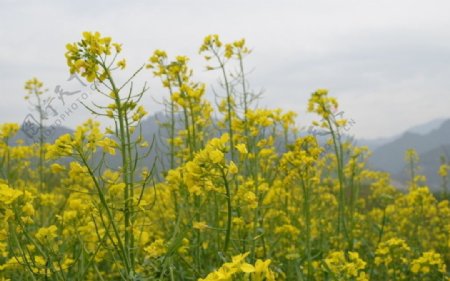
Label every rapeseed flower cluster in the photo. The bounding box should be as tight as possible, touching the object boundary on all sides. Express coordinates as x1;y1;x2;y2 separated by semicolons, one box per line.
0;32;448;281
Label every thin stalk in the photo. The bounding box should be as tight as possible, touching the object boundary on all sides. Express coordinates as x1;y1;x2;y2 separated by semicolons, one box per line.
300;174;312;280
212;49;235;162
221;168;232;252
325;117;350;249
78;151;131;274
102;63;135;277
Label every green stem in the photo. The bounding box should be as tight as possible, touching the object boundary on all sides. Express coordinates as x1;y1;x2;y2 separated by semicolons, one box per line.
300;172;312;280
78;151;131;274
103;65;135;277
221;168;232;252
326;117;350;249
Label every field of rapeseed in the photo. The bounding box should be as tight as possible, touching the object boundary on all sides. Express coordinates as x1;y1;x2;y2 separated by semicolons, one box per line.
0;32;449;280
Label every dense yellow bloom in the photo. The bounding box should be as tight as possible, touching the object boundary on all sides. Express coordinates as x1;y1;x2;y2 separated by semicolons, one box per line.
35;225;58;243
0;123;19;139
1;33;450;281
65;31;121;82
307;89;338;119
46;133;73;158
235;143;248;154
322;251;367;280
0;184;22;205
375;238;411;267
199;252;275;281
439;163;449;177
22;202;35;216
97;138;118;155
209;149;224;164
50;163;65;174
109;183;125;197
373;238;411;279
144;239;167;258
228;161;238;174
411;251;447;275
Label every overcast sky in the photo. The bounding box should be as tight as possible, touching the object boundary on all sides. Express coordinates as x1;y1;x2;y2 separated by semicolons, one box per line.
1;0;450;139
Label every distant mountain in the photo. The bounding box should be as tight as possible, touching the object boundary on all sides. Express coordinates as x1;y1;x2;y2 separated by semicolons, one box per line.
407;117;448;135
13;125;73;145
393;144;450;189
12;114;168;179
10;114;450;191
357;118;449;151
368;119;450;190
356;135;399;150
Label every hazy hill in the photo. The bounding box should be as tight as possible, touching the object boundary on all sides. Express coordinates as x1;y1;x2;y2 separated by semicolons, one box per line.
11;114;450;190
357;118;449;151
368;119;450;190
408;117;448;135
392;144;450;189
357;135;398;150
12;125;73;145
